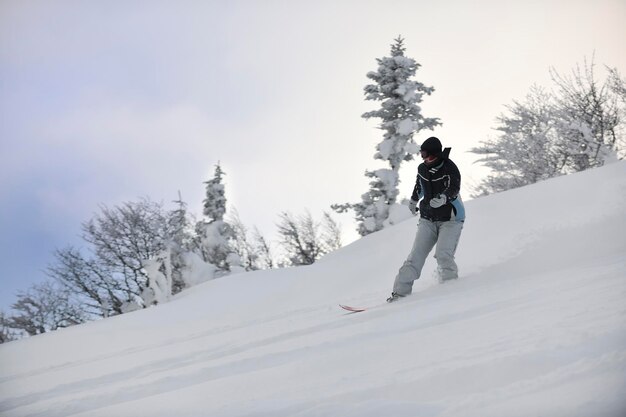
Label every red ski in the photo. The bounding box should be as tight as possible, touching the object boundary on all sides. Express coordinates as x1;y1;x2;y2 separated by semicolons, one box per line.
339;304;368;313
340;297;403;312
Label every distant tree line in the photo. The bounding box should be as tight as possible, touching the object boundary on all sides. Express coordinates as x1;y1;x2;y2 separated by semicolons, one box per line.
0;163;342;343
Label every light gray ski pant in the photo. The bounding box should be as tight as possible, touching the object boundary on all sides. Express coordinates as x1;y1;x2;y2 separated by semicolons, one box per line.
393;218;464;296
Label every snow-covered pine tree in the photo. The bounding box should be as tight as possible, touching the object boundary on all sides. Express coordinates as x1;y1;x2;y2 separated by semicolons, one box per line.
334;36;440;235
131;193;205;309
166;192;195;293
203;163;227;222
197;163;243;275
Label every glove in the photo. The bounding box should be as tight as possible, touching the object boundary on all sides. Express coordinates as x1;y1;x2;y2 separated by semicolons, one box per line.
429;194;447;208
408;199;419;215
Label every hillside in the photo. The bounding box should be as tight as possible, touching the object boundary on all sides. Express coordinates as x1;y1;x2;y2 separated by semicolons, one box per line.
1;162;625;417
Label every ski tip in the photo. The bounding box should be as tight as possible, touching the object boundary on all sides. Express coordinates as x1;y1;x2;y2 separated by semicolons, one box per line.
339;304;367;312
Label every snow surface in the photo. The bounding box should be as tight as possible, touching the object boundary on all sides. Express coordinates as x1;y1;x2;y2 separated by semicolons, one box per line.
1;162;626;417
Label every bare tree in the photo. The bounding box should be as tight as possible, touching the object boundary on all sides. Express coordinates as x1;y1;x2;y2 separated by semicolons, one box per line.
550;58;623;171
277;211;342;266
607;67;626;102
82;199;172;290
471;86;564;196
47;247;126;317
277;212;321;266
471;58;625;196
47;198;191;317
0;311;19;343
252;227;275;270
321;212;342;254
7;281;85;336
607;66;626;156
228;208;260;271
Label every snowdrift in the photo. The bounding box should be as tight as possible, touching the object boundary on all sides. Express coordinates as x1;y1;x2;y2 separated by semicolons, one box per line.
1;162;625;417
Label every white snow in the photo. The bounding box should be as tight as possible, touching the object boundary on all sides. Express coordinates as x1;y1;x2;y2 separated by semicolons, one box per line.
397;118;415;136
395;84;418;103
142;250;173;305
377;138;396;160
373;168;398;192
1;162;625;417
180;251;217;287
394;56;416;68
404;140;420;155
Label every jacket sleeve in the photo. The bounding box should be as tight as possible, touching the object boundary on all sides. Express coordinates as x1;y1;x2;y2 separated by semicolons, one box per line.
411;172;423;202
443;160;461;200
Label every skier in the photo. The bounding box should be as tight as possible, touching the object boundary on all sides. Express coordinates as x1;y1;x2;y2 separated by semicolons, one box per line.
387;136;465;303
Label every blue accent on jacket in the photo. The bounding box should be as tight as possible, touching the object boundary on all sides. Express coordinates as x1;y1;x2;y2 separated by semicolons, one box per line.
451;197;466;222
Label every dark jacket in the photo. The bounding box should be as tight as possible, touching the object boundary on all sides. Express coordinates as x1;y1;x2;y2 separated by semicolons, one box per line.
411;148;465;222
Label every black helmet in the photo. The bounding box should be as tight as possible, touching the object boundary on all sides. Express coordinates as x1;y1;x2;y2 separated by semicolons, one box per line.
420;136;442;157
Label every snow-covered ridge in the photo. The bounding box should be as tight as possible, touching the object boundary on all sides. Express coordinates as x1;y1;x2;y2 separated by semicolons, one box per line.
1;162;625;417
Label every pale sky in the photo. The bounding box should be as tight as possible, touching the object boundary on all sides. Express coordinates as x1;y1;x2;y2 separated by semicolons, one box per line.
1;0;625;310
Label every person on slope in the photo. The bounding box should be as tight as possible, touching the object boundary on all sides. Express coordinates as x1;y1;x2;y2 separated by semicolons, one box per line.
387;136;466;303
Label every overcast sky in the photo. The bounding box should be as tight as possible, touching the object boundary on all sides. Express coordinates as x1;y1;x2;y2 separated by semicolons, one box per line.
1;0;625;310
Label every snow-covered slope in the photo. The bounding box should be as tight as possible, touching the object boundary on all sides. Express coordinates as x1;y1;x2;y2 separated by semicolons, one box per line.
1;162;625;417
